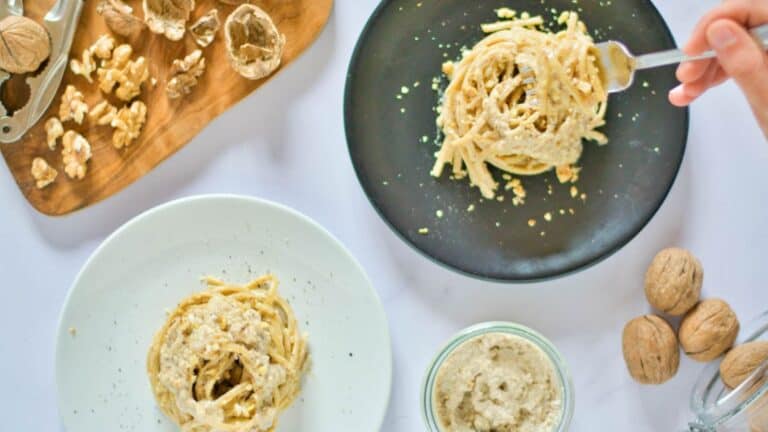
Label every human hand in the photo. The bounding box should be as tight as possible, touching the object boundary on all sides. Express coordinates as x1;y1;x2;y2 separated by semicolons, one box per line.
668;0;768;138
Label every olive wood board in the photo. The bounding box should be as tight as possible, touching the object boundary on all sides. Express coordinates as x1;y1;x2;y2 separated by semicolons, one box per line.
1;0;333;215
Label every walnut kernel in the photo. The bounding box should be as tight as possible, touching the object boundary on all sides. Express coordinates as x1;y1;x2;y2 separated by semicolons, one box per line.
111;100;147;149
89;100;118;126
622;315;680;384
167;50;206;99
96;44;149;101
59;85;88;124
44;117;63;150
190;9;220;48
679;299;740;362
720;341;768;389
645;248;703;316
30;157;57;189
91;34;116;60
0;16;50;74
70;48;96;83
61;131;92;180
97;0;145;37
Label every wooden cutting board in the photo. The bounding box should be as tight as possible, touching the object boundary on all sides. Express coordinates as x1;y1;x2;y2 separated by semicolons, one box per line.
1;0;333;215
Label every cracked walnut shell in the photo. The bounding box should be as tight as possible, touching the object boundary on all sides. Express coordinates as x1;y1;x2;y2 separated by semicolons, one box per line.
59;85;88;124
0;16;50;74
622;315;680;384
97;0;145;38
30;157;57;189
645;248;703;316
62;131;92;180
189;9;220;48
720;341;768;389
111;100;147;149
143;0;195;41
224;4;285;80
167;50;206;99
680;299;740;362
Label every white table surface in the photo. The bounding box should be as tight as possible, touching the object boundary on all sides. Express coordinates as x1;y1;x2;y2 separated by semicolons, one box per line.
1;0;767;430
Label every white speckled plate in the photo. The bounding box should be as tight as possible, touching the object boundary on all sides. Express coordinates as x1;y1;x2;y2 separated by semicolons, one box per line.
55;195;392;431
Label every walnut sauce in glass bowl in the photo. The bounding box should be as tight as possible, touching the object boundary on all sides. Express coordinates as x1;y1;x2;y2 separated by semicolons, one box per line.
421;322;574;432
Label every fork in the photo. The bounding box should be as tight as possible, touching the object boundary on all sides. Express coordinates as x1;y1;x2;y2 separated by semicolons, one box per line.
597;24;768;93
0;0;84;143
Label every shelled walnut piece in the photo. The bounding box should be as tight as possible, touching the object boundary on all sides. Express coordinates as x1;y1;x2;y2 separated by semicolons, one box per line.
61;131;92;180
622;315;680;384
97;43;150;101
645;248;703;316
167;50;206;99
89;100;118;126
45;117;63;150
111;101;147;149
720;341;768;389
30;157;57;189
224;4;286;80
70;35;117;82
91;35;116;60
97;0;145;37
189;9;220;47
0;16;50;74
59;85;88;124
69;49;96;83
143;0;194;41
679;299;740;362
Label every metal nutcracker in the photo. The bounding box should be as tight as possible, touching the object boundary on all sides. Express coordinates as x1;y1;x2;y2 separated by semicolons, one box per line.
0;0;84;143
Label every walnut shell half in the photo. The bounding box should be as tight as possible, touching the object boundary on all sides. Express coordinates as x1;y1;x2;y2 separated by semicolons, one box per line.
679;299;740;362
720;341;768;389
645;248;703;316
224;4;285;80
0;16;50;74
622;315;680;384
143;0;195;41
97;0;145;37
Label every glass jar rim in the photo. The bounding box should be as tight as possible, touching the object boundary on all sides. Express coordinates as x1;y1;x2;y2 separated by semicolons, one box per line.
420;321;575;432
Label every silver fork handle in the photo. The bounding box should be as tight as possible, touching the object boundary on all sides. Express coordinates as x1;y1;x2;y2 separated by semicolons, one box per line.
635;23;768;70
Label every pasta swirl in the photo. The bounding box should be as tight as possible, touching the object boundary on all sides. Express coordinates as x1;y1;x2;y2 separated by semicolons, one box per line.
147;274;308;432
432;11;608;199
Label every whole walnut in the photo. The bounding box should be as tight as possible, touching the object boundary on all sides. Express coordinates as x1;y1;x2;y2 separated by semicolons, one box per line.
679;299;740;362
0;16;50;74
622;315;680;384
645;248;703;316
720;341;768;389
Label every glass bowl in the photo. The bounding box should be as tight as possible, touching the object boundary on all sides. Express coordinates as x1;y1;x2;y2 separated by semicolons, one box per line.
421;321;574;431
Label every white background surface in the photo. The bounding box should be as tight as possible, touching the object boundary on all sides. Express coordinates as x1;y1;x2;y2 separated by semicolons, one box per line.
1;0;766;430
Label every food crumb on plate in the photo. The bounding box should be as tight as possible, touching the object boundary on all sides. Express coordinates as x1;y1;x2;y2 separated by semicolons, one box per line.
68;327;77;336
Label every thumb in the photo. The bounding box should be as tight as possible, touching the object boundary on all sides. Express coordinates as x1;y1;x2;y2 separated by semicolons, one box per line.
707;19;768;132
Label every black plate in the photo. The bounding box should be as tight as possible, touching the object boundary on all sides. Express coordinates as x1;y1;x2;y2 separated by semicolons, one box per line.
344;0;688;282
